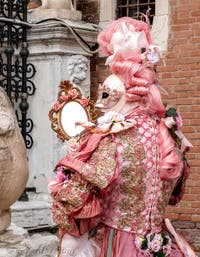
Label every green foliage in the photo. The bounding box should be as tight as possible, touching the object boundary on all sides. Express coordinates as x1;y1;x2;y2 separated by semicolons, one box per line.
153;250;166;257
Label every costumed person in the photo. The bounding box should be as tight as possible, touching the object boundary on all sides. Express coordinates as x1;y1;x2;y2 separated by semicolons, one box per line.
48;16;196;257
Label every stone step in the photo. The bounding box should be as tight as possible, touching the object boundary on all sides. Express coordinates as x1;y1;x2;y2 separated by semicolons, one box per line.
11;200;55;229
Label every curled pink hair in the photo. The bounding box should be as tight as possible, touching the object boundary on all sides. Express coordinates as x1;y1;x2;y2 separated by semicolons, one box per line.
110;59;166;117
98;17;165;117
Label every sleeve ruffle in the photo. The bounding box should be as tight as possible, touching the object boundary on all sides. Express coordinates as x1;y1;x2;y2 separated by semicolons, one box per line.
50;174;102;236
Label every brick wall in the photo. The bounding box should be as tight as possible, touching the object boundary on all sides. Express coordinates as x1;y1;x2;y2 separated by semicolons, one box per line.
78;0;200;254
158;0;200;253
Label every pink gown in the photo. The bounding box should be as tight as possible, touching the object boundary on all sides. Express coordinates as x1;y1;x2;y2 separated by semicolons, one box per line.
49;111;194;257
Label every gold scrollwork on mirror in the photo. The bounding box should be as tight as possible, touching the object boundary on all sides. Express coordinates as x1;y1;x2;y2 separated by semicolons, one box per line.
49;80;98;141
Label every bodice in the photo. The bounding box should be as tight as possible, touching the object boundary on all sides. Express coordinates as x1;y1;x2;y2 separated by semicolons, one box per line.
101;114;177;235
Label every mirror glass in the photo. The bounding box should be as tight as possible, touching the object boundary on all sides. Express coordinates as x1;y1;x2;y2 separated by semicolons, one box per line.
61;101;88;138
49;80;98;141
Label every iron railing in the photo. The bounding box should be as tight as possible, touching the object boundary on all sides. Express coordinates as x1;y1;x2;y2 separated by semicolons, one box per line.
0;0;36;149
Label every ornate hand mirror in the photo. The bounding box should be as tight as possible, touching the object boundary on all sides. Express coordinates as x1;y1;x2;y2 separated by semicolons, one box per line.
49;80;98;140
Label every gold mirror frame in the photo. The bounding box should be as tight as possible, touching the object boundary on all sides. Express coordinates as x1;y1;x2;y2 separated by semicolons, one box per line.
49;80;98;141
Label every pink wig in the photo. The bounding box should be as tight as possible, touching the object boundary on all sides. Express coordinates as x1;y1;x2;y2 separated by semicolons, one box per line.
98;17;165;116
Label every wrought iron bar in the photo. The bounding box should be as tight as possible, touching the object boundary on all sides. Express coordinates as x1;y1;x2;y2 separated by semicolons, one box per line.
0;0;36;149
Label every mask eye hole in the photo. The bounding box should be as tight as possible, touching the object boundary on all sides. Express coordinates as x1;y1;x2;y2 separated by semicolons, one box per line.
102;92;109;99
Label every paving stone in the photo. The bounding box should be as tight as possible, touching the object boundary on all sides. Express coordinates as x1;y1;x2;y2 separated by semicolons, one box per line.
0;227;59;257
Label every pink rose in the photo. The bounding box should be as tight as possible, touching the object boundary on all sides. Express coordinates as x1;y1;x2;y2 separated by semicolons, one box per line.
53;102;60;111
61;94;68;102
69;89;78;99
135;237;143;249
163;245;171;256
146;51;160;64
150;239;161;252
153;234;162;242
81;97;89;107
56;166;63;173
164;116;176;129
97;111;125;125
56;170;66;183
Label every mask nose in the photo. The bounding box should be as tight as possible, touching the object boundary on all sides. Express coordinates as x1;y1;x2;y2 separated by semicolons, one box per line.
95;101;104;109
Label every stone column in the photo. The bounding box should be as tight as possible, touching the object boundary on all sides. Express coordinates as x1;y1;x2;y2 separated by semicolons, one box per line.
26;20;98;194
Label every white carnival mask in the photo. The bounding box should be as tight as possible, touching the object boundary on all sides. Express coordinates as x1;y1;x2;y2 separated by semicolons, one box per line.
95;74;126;113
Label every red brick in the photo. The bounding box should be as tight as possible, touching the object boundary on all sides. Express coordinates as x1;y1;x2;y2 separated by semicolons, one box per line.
191;202;200;208
191;215;200;222
179;214;193;221
165;213;179;220
190;187;200;194
190;10;200;17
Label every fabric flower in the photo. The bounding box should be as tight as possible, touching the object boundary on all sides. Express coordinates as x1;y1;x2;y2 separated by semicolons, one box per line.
163;245;171;256
53;102;60;111
136;232;172;256
135;236;143;249
146;51;160;64
164;116;176;129
97;111;125;125
60;94;68;102
150;239;162;252
69;89;78;99
55;168;66;183
81;97;89;107
153;233;162;242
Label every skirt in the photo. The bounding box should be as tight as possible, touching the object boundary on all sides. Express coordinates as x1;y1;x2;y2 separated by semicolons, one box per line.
58;225;196;257
99;226;184;257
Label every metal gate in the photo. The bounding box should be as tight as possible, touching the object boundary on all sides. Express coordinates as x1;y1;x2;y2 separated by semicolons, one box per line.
0;0;36;149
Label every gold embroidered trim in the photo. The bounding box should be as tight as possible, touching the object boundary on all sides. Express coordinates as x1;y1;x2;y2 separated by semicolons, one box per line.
116;128;146;231
82;136;117;189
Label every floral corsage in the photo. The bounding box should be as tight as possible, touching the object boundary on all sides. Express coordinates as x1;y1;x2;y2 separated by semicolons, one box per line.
135;232;172;257
164;108;192;152
55;165;72;184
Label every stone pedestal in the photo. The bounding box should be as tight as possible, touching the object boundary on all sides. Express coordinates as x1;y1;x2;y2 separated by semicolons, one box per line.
28;8;82;21
26;19;98;193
